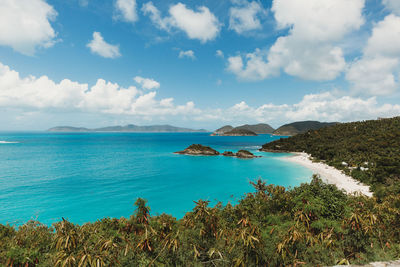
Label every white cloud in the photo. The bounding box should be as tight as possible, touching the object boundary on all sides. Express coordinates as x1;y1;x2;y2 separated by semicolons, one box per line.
216;50;224;58
0;0;58;55
142;2;170;30
227;49;279;80
283;92;400;122
1;46;399;127
179;50;195;60
383;0;400;16
142;2;221;43
229;1;267;34
134;76;160;90
227;0;365;81
347;56;398;95
363;15;400;58
0;61;398;127
193;92;400;125
169;3;220;43
0;62;198;117
114;0;138;23
87;32;121;59
346;14;400;95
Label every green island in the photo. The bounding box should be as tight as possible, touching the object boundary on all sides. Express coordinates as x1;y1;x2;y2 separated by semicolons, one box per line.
2;117;400;266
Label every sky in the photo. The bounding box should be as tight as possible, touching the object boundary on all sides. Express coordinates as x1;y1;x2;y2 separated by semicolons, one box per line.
0;0;400;131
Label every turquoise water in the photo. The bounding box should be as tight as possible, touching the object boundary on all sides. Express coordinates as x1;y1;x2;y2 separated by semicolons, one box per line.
0;132;312;225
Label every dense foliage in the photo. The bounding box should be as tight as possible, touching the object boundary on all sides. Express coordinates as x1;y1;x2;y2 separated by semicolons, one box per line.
263;117;400;197
2;177;400;266
2;117;400;266
273;121;338;136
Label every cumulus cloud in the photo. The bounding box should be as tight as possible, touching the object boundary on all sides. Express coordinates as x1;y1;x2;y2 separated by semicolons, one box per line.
1;62;398;127
114;0;138;23
383;0;400;16
283;92;400;122
0;0;58;55
178;50;195;59
229;1;267;34
346;14;400;95
0;62;198;117
87;32;121;59
227;0;365;81
142;2;220;43
134;76;160;90
142;2;169;30
193;92;400;125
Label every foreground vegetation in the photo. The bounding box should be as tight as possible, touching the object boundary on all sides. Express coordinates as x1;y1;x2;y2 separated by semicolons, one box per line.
2;117;400;266
1;177;400;266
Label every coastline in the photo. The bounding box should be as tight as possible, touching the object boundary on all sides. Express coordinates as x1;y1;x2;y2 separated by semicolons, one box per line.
281;152;373;197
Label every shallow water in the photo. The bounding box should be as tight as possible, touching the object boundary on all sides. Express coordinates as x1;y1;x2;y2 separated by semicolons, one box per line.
0;132;312;225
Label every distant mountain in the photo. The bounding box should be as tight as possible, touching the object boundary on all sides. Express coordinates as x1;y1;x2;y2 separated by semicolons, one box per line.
47;126;90;132
48;124;208;133
273;121;338;136
211;125;234;136
234;123;275;134
211;123;274;136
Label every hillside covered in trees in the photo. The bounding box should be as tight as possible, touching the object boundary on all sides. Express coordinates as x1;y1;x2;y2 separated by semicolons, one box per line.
2;117;400;266
262;117;400;197
273;121;338;136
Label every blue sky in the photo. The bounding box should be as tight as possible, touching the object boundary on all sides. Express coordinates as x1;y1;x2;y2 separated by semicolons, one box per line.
0;0;400;130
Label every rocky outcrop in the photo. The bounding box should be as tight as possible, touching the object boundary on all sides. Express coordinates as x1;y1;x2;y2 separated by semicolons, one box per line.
222;151;235;156
175;144;220;156
175;145;260;158
223;150;260;158
236;150;259;158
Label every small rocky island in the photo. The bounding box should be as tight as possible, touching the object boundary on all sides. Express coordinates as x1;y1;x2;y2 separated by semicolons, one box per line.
236;150;259;158
222;151;235;156
175;144;260;158
175;144;220;156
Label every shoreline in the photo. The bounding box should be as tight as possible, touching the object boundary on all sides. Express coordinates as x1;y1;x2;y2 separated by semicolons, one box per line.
281;152;373;197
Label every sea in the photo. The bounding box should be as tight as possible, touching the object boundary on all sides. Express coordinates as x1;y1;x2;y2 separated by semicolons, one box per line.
0;132;312;226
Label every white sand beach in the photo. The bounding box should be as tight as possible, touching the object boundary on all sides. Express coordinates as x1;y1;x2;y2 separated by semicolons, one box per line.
282;153;373;197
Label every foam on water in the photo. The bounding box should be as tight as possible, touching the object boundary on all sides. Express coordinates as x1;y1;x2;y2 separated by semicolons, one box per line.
0;141;18;144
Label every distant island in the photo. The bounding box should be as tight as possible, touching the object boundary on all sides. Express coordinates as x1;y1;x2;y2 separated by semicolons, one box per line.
212;125;234;135
273;121;338;136
211;123;274;136
222;128;258;136
48;124;208;133
211;121;337;136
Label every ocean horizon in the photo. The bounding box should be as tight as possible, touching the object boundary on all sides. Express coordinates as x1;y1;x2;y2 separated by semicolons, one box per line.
0;132;312;226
